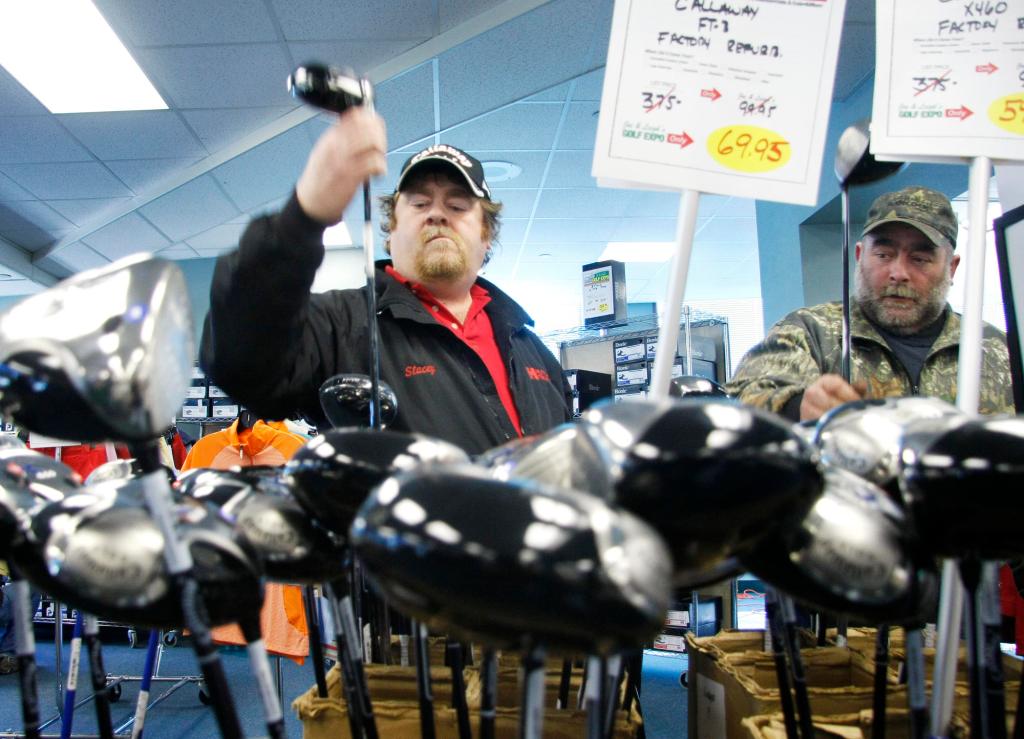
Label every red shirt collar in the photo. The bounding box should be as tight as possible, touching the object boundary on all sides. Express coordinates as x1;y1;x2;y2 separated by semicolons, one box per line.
385;265;489;306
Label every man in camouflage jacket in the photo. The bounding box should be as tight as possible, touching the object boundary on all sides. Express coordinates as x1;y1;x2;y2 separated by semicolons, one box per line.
727;186;1013;421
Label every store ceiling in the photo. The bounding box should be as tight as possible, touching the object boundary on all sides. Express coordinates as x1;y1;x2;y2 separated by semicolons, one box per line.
0;0;876;329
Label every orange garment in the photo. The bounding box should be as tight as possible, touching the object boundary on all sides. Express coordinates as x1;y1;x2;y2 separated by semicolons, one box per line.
180;418;311;661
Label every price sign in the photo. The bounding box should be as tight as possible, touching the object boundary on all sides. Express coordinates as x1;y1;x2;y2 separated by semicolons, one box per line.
592;0;847;206
872;1;1024;162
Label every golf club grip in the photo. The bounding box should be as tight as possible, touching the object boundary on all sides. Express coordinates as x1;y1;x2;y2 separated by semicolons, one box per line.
303;586;329;698
413;620;437;739
557;659;572;709
178;577;244;739
765;593;799;739
83;629;115;739
447;642;472;739
871;627;889;739
339;592;379;739
17;655;41;739
480;649;497;739
333;624;366;739
903;628;928;739
778;595;815;739
840;184;852;383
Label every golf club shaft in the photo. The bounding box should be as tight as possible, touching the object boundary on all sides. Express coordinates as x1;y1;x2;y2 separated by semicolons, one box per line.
903;627;928;739
557;658;572;709
324;590;365;739
584;656;605;739
130;629;161;739
10;572;41;739
82;615;114;739
480;648;497;739
962;561;991;739
446;641;472;739
840;184;852;383
780;595;816;739
520;644;546;739
765;590;800;739
871;626;889;739
981;562;1008;739
303;586;329;698
60;611;83;739
358;77;382;433
238;619;286;739
412;619;436;739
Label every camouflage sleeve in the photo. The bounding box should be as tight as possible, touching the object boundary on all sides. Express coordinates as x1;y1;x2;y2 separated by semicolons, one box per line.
979;329;1015;415
725;314;827;417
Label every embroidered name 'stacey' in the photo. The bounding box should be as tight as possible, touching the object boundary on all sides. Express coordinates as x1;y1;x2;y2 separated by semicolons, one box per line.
405;364;437;378
526;367;550;382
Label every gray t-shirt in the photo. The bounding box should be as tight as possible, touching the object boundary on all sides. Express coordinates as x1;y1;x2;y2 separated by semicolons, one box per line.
872;312;946;388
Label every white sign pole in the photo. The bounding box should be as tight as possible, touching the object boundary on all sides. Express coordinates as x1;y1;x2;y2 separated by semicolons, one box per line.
930;155;992;737
649;189;700;400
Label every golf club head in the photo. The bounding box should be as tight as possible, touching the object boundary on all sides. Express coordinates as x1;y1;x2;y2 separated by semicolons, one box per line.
900;414;1024;560
24;476;263;628
668;375;729;398
351;463;673;654
319;374;398;429
0;449;81;557
288;63;366;113
834;119;906;187
0;255;193;442
0;434;25;450
814;396;962;496
580;398;823;584
178;466;348;583
741;465;938;625
284;428;469;535
480;422;615;501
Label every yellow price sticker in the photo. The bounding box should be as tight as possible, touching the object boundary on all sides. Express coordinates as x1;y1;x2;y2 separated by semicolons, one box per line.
988;93;1024;135
707;125;791;173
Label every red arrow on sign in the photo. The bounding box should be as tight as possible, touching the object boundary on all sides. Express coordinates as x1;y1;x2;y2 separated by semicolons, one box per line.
975;62;998;74
701;88;722;101
667;132;694;148
945;105;973;120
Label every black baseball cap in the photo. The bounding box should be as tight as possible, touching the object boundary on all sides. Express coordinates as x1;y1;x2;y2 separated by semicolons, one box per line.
394;144;491;200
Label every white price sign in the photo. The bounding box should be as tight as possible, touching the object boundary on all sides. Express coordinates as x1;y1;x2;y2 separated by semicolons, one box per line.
592;0;847;205
872;0;1024;162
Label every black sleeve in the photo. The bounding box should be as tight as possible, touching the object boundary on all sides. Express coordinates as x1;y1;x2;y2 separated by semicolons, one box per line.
199;192;341;421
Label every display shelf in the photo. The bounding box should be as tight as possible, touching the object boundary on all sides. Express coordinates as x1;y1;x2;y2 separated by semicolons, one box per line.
540;309;727;349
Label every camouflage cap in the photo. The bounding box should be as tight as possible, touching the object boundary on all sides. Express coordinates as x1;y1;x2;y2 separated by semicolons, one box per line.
861;186;958;251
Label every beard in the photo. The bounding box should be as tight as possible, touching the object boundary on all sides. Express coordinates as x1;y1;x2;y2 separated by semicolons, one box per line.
414;226;469;281
854;263;951;336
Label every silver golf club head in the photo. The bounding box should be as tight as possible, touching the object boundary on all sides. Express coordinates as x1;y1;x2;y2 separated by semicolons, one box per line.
351;463;673;654
0;449;81;558
668;375;729;398
834;119;907;187
319;374;398;429
741;465;938;625
0;255;193;442
814;396;962;495
288;63;365;113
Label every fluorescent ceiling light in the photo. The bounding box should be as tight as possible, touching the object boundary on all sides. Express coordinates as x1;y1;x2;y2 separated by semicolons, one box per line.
0;0;167;114
323;222;353;248
599;242;676;263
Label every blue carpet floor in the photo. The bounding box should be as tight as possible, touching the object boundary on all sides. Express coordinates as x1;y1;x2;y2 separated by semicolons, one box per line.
640;649;688;739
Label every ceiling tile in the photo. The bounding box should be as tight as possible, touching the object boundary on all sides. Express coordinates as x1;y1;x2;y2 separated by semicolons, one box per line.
571;68;605;102
47;242;114;273
137;44;295;109
272;0;435;40
534;188;681;219
183;107;297;154
373;64;437;152
695;217;758;243
487;189;539;219
542;150;599;188
191;246;236;258
0;117;92;164
0;279;45;297
554;102;599;150
46;198;136;227
526;218;618;243
186;222;247;251
833;22;875;101
524;82;571;102
473;151;552;190
0;162;133;199
138;175;241;241
0;68;48;116
288;40;427;79
0;173;35;202
60;111;207;160
81;212;172;261
443;103;563;151
211;127;310;211
94;0;279;45
156;245;200;259
0;201;75;232
105;157;206;195
439;0;510;32
437;0;609;127
494;218;529;246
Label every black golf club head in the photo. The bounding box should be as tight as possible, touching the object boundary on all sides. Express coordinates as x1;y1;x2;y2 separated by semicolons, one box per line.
741;465;938;625
900;414;1024;560
319;374;398;429
668;375;729;398
834;119;907;187
21;476;263;629
0;255;193;443
480;422;615;501
814;396;963;497
178;466;348;583
288;63;365;113
0;449;81;558
284;428;469;536
351;463;673;654
579;397;823;585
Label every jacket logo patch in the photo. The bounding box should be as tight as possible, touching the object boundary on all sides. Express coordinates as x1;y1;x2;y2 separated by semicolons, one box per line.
526;367;550;382
405;364;437;378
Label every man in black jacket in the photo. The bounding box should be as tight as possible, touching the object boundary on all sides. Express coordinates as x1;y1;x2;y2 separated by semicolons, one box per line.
200;108;571;455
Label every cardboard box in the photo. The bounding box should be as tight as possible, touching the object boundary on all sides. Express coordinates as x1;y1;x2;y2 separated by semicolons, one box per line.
742;708;969;739
686;631;907;739
180;398;208;418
